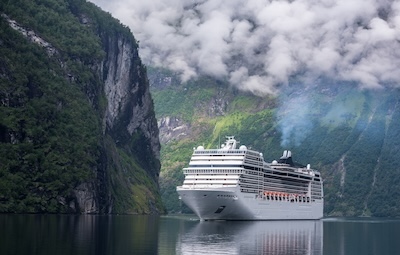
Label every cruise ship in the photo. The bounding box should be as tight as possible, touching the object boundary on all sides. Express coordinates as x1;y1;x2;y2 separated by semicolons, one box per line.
176;136;323;220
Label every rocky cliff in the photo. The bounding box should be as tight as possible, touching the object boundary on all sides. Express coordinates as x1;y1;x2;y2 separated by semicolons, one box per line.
0;0;164;214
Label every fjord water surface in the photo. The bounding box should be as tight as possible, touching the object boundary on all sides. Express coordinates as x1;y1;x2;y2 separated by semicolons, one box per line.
1;214;399;255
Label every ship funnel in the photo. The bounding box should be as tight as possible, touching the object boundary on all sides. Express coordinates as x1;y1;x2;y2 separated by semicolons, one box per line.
278;150;294;166
280;150;292;159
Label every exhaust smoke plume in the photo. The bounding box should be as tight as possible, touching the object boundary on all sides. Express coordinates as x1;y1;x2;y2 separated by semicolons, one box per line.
277;91;313;147
90;0;400;146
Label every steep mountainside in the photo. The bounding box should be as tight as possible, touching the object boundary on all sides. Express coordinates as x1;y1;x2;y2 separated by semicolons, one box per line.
0;0;164;214
149;68;400;217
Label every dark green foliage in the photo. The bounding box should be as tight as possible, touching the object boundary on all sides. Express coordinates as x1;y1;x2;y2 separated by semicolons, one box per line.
0;17;101;212
368;96;400;217
0;0;163;214
1;0;102;62
103;136;163;214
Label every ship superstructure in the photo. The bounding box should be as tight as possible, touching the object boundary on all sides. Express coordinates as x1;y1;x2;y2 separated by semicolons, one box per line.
176;136;323;220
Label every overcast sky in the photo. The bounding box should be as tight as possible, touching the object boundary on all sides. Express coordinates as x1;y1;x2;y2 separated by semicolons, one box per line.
89;0;400;95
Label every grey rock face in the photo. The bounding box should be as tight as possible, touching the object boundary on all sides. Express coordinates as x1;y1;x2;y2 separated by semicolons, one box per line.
158;116;190;144
103;37;134;128
101;35;160;161
73;183;98;214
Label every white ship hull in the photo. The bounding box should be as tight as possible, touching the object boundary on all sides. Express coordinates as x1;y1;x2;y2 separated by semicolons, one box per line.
177;136;324;221
177;186;323;220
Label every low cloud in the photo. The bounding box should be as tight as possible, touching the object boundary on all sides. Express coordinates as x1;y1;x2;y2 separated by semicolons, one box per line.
90;0;400;95
90;0;400;146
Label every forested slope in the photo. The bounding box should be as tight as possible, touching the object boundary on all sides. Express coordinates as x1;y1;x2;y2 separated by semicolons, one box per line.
0;0;164;214
149;68;400;217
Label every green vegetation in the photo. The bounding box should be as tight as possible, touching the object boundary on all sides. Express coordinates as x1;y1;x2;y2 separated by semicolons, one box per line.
105;141;163;214
0;0;163;213
151;76;219;122
0;16;101;212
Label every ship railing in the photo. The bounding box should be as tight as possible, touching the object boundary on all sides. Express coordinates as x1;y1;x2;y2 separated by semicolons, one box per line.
194;149;247;155
269;165;296;172
180;184;237;189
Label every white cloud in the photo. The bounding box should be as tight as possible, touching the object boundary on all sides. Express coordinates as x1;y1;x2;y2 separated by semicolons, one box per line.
89;0;400;94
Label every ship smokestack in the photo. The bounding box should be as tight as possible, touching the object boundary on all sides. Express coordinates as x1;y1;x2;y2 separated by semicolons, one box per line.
278;150;294;166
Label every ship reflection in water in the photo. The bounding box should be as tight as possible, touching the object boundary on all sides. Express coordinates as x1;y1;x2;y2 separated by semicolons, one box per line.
174;220;323;255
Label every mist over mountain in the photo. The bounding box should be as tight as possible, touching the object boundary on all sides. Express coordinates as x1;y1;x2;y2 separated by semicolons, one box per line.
91;0;400;95
90;0;400;147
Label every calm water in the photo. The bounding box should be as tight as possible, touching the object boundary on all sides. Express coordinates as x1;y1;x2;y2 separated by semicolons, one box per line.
1;215;399;255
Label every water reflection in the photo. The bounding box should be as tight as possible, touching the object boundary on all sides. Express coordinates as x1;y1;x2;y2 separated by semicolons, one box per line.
166;218;323;255
2;214;400;255
0;214;160;255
